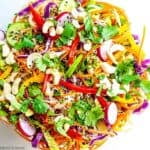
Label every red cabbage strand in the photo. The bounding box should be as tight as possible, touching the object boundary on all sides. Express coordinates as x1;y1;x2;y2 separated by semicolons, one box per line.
44;2;57;18
134;100;149;113
32;132;43;148
18;0;45;16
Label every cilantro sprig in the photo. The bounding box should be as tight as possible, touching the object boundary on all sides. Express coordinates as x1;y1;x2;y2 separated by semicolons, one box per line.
68;100;104;127
56;23;76;46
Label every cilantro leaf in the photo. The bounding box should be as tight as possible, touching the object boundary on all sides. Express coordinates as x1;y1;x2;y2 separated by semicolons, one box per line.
0;110;8;117
101;26;118;40
32;98;48;114
55;117;73;136
20;99;31;113
35;34;44;44
62;23;76;38
28;84;43;97
84;106;104;127
81;16;103;44
15;36;35;50
84;16;93;32
35;58;47;72
35;53;64;72
115;59;137;84
56;23;76;46
17;85;26;99
120;74;140;84
9;114;19;124
68;100;104;127
88;32;103;43
68;100;91;124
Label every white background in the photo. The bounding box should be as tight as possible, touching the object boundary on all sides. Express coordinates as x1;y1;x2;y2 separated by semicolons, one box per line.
0;0;150;150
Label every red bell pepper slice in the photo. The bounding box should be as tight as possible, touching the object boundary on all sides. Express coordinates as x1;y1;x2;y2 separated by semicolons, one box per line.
59;80;97;94
68;36;80;65
29;5;45;30
67;128;82;141
97;96;109;109
42;74;51;93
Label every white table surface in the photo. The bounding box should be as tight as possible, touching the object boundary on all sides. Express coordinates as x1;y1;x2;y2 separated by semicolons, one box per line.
0;0;150;150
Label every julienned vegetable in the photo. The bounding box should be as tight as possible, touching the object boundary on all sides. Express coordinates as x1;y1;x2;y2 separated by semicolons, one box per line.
89;134;107;146
134;100;149;113
66;54;83;77
68;36;80;65
29;5;45;30
32;132;43;147
1;0;150;150
59;80;97;94
67;128;83;140
43;131;59;150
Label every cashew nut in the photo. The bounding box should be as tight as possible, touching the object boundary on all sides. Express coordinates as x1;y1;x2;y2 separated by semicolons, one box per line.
101;62;116;74
27;53;42;68
45;82;54;97
6;72;18;83
72;19;80;29
56;26;64;35
83;41;92;51
2;43;10;57
5;52;16;65
42;20;54;34
12;77;22;95
107;44;124;64
49;27;56;37
3;82;11;96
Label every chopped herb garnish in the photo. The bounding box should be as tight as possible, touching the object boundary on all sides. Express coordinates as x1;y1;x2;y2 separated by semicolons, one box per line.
56;23;76;46
9;114;19;124
68;100;104;127
20;99;31;113
32;97;49;114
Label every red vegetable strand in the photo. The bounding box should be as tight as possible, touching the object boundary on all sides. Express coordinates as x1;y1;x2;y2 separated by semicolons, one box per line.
59;80;97;94
67;128;82;141
29;5;45;30
68;36;80;65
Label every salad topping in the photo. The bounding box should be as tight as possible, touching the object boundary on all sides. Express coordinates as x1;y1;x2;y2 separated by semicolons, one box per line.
0;0;149;150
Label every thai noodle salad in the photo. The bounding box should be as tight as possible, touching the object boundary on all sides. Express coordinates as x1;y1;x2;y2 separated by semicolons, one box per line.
0;0;150;149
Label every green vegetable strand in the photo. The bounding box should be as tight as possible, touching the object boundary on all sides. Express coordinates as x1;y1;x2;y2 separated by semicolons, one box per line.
66;54;83;78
